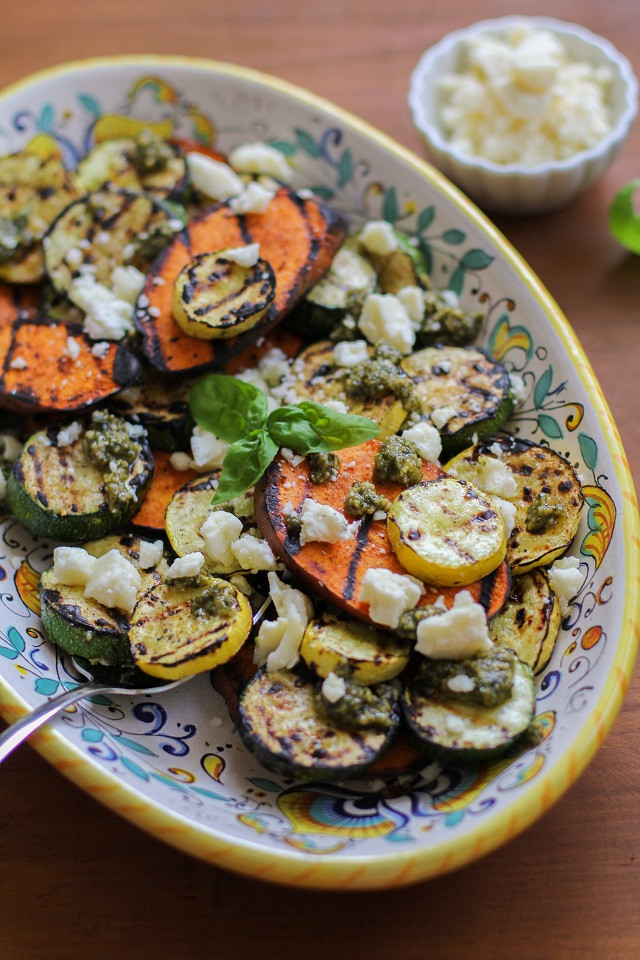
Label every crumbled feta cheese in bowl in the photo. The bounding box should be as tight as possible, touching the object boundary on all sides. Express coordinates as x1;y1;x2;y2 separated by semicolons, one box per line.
408;16;639;213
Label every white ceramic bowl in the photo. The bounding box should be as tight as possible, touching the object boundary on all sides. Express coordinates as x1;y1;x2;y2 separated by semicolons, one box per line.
408;17;639;215
0;56;638;890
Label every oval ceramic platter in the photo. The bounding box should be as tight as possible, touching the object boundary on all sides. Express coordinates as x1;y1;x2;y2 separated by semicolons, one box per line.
0;56;637;890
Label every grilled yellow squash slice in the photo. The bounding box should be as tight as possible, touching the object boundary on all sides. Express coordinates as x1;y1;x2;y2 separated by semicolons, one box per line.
387;476;506;586
172;249;276;339
300;613;411;684
130;574;252;679
444;436;584;573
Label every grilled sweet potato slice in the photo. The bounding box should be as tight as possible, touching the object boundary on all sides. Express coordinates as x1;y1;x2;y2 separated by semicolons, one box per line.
254;439;510;626
0;318;140;413
136;187;346;375
131;449;198;533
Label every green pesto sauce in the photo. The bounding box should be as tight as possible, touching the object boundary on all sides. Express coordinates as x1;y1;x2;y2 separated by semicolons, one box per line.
191;578;237;619
418;291;483;347
344;480;391;517
285;513;303;539
134;220;180;260
525;492;567;533
317;670;397;732
344;345;421;415
372;434;423;486
133;129;173;174
308;451;339;485
83;410;140;515
415;648;517;708
396;605;442;641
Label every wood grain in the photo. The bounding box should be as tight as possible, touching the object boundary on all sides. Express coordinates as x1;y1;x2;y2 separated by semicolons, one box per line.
0;2;638;958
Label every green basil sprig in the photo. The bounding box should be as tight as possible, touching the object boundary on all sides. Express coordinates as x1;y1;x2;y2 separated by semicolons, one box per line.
189;373;379;504
608;179;640;254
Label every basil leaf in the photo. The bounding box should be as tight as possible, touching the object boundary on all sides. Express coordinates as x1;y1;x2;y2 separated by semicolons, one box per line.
266;406;325;453
293;400;379;449
189;374;269;444
211;429;279;505
608;180;640;254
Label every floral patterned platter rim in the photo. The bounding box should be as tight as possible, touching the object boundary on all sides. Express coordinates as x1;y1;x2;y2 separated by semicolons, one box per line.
0;56;637;891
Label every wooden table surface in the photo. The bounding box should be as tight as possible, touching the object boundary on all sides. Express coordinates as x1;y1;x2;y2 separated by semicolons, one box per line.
0;2;638;958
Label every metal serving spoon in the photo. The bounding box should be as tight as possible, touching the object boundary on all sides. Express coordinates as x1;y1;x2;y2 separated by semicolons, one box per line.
0;596;270;764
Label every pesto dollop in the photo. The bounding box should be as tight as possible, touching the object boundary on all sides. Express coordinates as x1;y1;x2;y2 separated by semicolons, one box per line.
344;480;391;518
83;410;141;515
317;669;398;732
285;513;303;539
372;434;423;486
396;605;442;641
191;578;237;619
0;214;31;261
525;492;566;533
417;291;483;347
344;344;421;415
414;647;517;708
133;129;173;174
308;451;339;485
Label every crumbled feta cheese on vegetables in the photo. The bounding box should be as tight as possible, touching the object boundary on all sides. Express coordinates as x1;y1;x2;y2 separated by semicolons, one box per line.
298;498;354;546
190;426;229;469
228;142;292;183
360;568;424;629
430;405;457;429
223;243;260;267
231;533;276;572
255;572;313;672
166;551;205;579
322;672;347;703
258;347;290;387
396;285;425;325
200;512;243;566
447;673;475;693
358;293;416;354
186;152;244;200
137;539;164;570
415;591;492;660
322;398;349;415
359;220;398;257
333;339;369;367
69;275;133;341
401;421;442;462
9;357;27;370
169;451;195;471
66;337;81;361
83;549;142;612
492;496;517;536
548;555;583;614
91;341;110;359
229;180;275;214
111;265;146;304
57;421;82;447
474;455;518;499
53;546;96;586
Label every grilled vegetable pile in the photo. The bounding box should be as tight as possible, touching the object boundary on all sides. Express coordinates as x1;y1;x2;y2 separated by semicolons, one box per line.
0;132;585;784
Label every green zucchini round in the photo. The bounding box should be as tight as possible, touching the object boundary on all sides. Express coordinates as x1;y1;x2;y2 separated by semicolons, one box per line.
237;666;400;781
401;345;514;454
108;371;194;451
6;418;154;541
402;656;535;761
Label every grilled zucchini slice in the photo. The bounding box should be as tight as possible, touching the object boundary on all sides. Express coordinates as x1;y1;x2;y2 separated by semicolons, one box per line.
6;415;154;541
300;613;411;684
172;249;276;340
40;533;167;665
401;346;514;454
360;226;431;293
129;573;252;679
0;152;81;283
402;654;535;760
296;236;377;338
237;667;399;781
489;568;561;674
43;188;182;293
165;472;255;574
286;340;408;439
444;436;584;573
75;136;188;202
108;370;194;451
387;477;506;586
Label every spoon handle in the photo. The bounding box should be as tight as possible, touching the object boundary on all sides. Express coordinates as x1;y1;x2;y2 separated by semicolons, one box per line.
0;681;113;764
